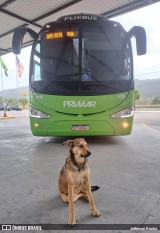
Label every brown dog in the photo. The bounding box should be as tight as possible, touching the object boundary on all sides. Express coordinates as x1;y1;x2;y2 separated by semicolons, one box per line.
58;138;100;226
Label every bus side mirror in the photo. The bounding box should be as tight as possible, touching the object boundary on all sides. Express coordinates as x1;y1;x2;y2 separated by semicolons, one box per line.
12;27;38;54
125;26;146;55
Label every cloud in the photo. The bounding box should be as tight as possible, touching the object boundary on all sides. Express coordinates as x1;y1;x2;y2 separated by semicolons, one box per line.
114;2;160;79
134;54;160;74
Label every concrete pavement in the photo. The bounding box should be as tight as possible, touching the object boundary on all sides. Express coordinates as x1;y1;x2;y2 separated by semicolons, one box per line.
0;112;160;232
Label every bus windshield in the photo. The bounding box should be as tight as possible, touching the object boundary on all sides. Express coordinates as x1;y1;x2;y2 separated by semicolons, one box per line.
31;24;133;96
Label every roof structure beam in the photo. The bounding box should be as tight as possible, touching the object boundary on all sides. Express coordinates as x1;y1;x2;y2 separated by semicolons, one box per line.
0;40;33;53
0;8;42;28
0;23;28;38
0;0;17;8
32;0;82;22
0;0;83;39
0;0;159;56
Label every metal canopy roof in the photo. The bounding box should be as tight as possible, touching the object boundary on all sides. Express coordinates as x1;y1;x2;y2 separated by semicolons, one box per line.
0;0;159;56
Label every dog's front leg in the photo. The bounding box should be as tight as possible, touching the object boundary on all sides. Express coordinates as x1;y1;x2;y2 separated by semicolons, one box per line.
68;180;76;226
85;179;101;217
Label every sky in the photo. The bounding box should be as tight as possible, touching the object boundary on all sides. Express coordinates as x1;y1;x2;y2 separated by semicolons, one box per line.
1;2;160;91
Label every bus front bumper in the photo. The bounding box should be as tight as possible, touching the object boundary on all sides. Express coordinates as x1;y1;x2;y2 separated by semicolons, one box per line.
30;118;133;136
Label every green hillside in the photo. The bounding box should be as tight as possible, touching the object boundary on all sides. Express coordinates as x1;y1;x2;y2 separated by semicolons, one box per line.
135;79;160;97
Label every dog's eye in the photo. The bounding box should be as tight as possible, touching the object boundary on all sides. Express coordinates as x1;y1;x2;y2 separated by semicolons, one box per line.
79;144;84;148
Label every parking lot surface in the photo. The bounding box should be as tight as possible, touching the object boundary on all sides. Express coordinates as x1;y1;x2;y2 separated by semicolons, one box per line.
0;111;160;232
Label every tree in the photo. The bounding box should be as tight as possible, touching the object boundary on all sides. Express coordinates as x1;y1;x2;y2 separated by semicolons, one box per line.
7;98;18;106
134;88;141;109
19;98;29;109
152;97;160;105
0;97;3;105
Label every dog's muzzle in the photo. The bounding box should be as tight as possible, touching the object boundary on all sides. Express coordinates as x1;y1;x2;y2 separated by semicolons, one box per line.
81;151;91;158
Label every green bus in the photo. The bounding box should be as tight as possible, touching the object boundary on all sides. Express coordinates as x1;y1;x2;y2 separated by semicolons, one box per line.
12;14;146;136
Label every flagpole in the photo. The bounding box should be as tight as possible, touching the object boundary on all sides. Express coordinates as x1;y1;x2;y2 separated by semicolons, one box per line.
15;55;24;101
1;64;4;105
19;72;21;99
15;55;19;100
0;56;8;117
1;63;7;117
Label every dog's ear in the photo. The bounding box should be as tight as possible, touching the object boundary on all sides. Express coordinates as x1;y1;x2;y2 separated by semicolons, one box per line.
63;140;74;147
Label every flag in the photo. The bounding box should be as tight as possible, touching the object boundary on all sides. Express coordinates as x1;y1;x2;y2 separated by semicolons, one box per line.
16;55;24;78
0;56;8;76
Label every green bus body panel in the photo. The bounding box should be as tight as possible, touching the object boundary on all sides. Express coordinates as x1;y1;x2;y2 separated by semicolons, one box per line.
31;92;129;114
30;91;134;136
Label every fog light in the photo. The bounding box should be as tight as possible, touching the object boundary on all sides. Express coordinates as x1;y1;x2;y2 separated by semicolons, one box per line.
34;123;39;128
122;122;129;128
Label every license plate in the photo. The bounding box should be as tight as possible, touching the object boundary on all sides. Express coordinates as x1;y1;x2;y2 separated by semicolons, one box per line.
72;125;89;131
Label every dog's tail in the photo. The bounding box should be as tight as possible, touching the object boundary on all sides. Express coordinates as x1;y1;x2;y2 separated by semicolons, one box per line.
91;186;100;191
80;186;100;201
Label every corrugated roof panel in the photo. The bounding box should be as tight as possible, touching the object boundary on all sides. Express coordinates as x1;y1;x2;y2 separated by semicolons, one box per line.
0;12;24;34
0;24;38;55
0;0;8;6
37;0;107;25
106;0;135;11
37;0;136;25
0;0;159;56
69;0;136;15
5;0;75;21
0;33;16;52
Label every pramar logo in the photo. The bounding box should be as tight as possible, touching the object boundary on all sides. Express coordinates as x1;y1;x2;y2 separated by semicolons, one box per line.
63;101;96;107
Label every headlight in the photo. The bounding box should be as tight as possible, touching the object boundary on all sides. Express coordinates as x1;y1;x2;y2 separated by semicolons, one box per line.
111;107;133;118
29;107;50;119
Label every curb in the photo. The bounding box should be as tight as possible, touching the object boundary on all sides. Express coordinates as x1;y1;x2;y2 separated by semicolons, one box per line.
0;117;15;120
135;111;160;113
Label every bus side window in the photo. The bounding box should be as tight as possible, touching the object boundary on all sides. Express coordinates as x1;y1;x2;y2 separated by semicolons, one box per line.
33;43;41;81
123;43;132;80
34;62;41;81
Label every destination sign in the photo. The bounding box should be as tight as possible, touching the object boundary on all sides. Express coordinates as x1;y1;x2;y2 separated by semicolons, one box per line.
45;31;77;40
